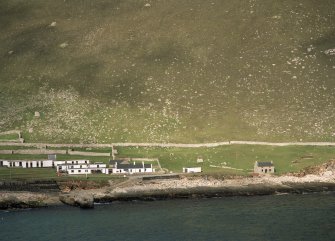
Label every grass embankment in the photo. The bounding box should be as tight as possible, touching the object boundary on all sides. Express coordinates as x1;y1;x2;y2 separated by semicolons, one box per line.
0;145;39;150
0;134;19;141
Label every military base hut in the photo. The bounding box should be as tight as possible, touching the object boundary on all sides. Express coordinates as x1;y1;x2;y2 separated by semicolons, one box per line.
182;167;202;173
55;160;108;175
0;159;53;168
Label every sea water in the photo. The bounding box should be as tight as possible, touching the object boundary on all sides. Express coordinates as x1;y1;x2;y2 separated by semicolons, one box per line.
0;193;334;241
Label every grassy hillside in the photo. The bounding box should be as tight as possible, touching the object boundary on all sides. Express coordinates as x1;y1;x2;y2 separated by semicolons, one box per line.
0;0;334;143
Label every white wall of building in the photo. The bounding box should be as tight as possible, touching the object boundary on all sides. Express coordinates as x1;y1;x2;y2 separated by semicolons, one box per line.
68;168;92;175
1;160;53;168
183;167;202;173
0;160;9;167
110;163;154;174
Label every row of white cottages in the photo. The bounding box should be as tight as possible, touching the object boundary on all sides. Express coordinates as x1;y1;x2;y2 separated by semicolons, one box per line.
0;159;154;175
0;159;109;175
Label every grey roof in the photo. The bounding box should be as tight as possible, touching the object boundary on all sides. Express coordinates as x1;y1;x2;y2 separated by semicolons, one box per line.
109;160;128;165
257;162;274;167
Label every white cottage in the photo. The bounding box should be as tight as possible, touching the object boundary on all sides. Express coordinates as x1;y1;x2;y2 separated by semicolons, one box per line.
56;160;109;175
54;160;89;166
254;161;275;174
110;160;154;174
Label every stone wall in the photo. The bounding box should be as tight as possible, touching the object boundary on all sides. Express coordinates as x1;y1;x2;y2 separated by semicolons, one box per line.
0;180;59;192
68;150;111;157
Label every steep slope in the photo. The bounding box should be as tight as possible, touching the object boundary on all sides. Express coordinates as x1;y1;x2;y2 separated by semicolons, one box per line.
0;0;334;143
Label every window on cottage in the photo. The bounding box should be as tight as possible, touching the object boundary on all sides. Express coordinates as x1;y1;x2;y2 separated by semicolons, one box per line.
71;170;74;173
78;170;81;173
19;162;22;167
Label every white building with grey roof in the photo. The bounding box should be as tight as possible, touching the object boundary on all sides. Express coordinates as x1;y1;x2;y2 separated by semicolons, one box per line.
254;161;275;174
110;160;154;174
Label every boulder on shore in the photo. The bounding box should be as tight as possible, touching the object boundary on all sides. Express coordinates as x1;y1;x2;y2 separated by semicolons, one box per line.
59;192;94;209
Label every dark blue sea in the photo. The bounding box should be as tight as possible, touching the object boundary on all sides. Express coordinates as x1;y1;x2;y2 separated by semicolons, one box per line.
1;193;334;241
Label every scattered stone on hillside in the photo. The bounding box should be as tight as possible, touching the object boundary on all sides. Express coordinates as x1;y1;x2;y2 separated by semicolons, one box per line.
144;3;151;7
8;50;14;55
323;171;333;177
28;128;33;133
49;21;57;27
34;111;40;118
294;160;335;177
59;42;68;48
324;48;335;56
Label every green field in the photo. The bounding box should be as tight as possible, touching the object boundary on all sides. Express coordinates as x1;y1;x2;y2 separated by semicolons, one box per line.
0;0;334;143
0;133;19;141
116;145;335;174
0;167;56;180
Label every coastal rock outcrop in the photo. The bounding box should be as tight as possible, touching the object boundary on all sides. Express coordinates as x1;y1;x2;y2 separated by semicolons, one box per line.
59;192;94;209
0;192;59;209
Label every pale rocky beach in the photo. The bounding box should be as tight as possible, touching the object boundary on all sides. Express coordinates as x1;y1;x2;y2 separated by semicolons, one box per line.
1;161;334;209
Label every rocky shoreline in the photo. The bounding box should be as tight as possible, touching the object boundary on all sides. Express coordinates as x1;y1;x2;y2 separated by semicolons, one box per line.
1;161;334;209
1;178;334;210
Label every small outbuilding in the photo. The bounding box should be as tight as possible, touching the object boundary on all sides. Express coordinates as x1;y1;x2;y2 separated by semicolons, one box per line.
254;161;275;174
182;167;202;173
